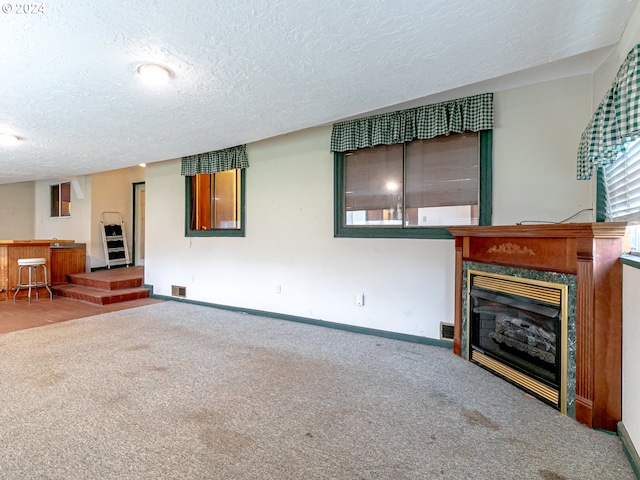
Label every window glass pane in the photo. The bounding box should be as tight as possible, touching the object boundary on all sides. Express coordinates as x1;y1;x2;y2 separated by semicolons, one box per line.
190;170;241;231
344;144;403;226
405;133;478;226
192;174;212;230
214;169;240;229
624;223;640;255
60;182;71;217
50;184;60;217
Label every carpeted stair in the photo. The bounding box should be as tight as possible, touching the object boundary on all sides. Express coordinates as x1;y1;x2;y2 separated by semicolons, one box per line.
51;266;150;305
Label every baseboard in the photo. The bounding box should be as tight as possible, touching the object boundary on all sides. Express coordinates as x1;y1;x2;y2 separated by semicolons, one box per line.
618;422;640;479
149;291;453;350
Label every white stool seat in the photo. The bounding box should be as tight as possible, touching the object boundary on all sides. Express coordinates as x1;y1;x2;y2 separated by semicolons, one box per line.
17;257;47;266
14;257;52;303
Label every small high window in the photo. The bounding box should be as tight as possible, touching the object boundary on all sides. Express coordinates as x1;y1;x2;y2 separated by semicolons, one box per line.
50;181;71;217
185;169;245;237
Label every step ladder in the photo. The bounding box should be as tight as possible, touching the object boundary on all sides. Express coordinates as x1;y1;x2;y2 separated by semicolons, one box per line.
100;211;130;269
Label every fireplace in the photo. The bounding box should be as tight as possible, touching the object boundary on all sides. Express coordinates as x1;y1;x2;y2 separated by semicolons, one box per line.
467;270;568;412
447;223;626;431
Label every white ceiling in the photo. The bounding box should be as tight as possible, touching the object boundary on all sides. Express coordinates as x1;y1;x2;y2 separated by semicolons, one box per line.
0;0;637;185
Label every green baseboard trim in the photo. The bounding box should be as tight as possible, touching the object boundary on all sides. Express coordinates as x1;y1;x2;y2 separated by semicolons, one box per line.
149;293;453;350
619;422;640;480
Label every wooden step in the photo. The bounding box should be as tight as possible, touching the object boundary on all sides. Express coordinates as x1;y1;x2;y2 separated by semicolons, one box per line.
65;266;144;291
52;284;150;305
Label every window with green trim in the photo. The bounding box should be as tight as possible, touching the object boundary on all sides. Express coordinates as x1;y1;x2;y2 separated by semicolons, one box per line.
185;169;245;237
335;131;492;239
597;138;640;256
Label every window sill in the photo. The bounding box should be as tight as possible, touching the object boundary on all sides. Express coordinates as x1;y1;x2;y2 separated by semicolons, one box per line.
335;226;454;239
621;254;640;269
185;229;244;238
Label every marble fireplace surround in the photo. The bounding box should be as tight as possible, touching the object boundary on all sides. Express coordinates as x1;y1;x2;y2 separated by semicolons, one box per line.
447;223;626;432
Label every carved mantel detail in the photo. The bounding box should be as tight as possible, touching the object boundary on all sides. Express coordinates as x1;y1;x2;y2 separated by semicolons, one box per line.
487;242;535;256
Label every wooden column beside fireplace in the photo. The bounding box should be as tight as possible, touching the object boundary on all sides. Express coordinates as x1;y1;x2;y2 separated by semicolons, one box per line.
447;223;626;431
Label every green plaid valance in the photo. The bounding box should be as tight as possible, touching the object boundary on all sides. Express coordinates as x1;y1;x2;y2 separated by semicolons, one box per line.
330;93;493;152
577;44;640;180
181;144;249;176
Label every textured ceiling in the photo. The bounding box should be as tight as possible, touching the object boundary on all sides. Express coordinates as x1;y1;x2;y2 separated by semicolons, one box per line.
0;0;637;184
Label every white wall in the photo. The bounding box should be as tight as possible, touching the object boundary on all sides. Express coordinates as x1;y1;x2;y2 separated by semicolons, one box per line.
0;181;35;239
492;75;594;225
32;168;145;270
90;166;145;269
593;2;640;104
145;76;593;339
34;177;92;254
623;265;640;451
146;130;455;338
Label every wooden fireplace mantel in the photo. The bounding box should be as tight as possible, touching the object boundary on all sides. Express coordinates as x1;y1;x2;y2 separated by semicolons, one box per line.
447;223;626;431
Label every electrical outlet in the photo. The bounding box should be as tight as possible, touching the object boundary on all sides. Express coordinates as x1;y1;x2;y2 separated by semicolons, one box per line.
276;284;281;294
356;292;364;306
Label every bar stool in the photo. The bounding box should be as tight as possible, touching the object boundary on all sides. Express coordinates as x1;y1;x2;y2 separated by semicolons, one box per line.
13;257;53;303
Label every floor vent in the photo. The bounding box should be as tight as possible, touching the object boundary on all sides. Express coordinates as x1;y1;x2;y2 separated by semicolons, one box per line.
440;322;454;341
171;285;186;298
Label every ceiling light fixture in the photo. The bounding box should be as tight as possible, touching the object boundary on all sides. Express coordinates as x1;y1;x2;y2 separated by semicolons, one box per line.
136;63;171;86
0;133;20;146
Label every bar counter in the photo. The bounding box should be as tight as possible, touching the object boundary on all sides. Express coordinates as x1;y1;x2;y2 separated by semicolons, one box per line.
0;240;86;300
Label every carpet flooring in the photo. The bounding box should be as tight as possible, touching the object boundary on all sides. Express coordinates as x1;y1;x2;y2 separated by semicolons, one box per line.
0;302;634;479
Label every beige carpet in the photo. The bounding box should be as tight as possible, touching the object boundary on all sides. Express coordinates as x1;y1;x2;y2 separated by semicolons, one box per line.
0;302;634;479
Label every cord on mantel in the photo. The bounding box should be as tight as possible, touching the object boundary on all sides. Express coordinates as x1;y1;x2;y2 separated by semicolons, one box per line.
516;208;593;225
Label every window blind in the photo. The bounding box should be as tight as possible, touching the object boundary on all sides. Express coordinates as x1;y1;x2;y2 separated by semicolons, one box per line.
603;138;640;221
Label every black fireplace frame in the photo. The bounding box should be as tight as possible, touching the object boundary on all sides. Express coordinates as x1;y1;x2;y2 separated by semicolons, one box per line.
466;269;569;412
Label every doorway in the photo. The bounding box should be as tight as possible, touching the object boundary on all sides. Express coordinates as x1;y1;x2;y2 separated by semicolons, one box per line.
133;182;145;266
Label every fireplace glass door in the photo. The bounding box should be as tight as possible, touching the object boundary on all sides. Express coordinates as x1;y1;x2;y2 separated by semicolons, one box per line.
467;270;568;411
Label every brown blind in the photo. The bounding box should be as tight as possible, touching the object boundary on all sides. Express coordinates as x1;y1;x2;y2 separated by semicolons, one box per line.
192;174;212;230
60;181;71;217
405;132;478;208
344;144;403;211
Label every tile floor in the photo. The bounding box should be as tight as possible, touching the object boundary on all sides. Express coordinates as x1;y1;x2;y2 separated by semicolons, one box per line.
0;295;163;335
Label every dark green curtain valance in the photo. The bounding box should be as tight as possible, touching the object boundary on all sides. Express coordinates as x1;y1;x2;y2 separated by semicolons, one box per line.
181;144;249;176
577;44;640;180
329;93;493;153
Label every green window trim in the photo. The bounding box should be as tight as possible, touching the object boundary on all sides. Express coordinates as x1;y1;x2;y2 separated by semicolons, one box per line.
334;130;492;239
184;169;246;237
621;254;640;269
595;167;607;222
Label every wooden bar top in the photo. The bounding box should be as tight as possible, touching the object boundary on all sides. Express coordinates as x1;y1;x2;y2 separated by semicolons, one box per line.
0;239;75;245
